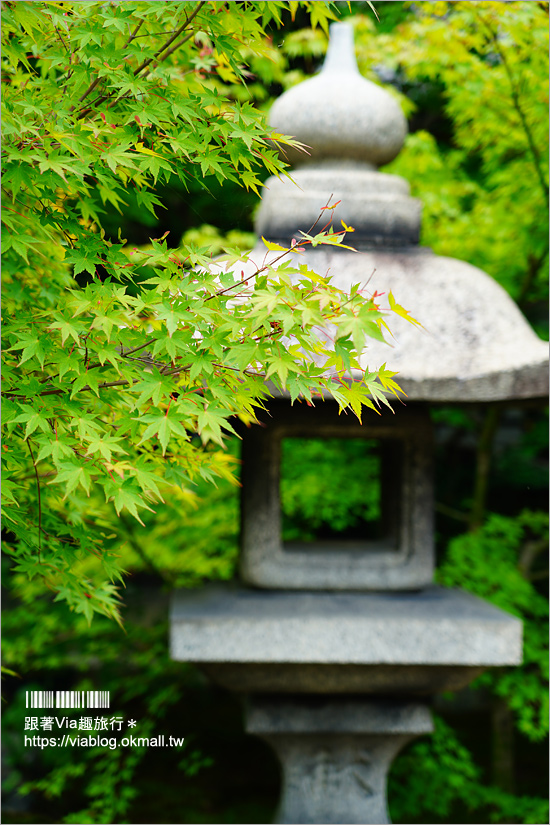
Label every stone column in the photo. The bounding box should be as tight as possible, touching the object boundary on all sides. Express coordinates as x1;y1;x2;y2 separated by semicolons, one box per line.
246;696;433;825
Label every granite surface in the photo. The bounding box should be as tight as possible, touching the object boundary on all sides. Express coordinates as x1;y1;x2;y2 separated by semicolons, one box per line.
199;663;487;694
240;18;550;401
245;699;433;823
246;696;433;735
268;23;407;168
255;164;422;246
239;402;434;590
171;585;522;670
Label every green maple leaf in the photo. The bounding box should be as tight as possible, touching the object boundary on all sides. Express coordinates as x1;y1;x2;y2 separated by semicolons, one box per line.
85;435;127;462
50;462;93;496
49;318;82;346
112;483;154;525
9;333;47;368
131;371;174;408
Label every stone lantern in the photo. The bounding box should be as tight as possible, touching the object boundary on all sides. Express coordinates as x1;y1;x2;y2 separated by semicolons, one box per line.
171;23;548;824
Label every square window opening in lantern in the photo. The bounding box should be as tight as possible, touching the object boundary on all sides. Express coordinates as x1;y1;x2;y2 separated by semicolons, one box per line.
280;437;402;552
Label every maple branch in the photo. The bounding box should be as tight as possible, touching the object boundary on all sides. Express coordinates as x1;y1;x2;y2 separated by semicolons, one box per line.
74;7;205;120
27;339;162;394
305;193;338;236
133;1;206;77
152;26;198;65
53;25;70;54
124;17;146;48
206;265;269;301
75;3;205;119
212;362;264;377
70;18;145;113
121;339;158;357
31;378;139;398
127;29;189;40
205;220;324;303
33;364;189;398
72;77;102;111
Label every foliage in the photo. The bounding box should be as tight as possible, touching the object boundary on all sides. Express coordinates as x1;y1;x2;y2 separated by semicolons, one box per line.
352;7;549;816
280;437;380;540
389;716;549;825
438;510;549;742
2;586;203;824
366;1;549;318
2;3;548;824
1;0;409;626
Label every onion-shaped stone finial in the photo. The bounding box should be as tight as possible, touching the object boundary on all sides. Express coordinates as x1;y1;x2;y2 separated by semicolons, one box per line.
269;22;407;168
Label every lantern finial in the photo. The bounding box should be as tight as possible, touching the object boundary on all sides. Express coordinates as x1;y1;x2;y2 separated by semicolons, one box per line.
268;21;407;168
321;21;361;76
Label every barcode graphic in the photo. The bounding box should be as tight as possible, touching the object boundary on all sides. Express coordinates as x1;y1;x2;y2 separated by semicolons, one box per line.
26;691;110;709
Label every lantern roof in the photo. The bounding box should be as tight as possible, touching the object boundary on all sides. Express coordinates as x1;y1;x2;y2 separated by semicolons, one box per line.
249;22;548;402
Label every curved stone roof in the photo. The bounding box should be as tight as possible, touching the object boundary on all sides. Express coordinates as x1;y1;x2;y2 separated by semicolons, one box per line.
228;244;548;402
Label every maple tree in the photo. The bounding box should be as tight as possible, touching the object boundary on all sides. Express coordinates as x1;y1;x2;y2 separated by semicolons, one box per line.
1;1;408;625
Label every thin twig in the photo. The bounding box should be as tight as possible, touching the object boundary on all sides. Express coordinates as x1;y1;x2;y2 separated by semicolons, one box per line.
128;28;187;40
133;2;206;78
39;377;139;397
154;27;197;64
54;25;70;53
75;77;101;106
124;17;145;49
206;265;269;301
31;339;161;392
121;339;158;357
71;18;145;113
205;197;343;303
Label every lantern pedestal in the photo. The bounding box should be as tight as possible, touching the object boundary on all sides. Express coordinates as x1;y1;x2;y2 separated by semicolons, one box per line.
171;583;521;824
246;696;432;825
246;696;433;825
171;585;521;822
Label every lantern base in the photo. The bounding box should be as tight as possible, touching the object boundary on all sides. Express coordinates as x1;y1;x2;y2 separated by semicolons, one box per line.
200;661;487;695
170;584;522;692
246;696;432;824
